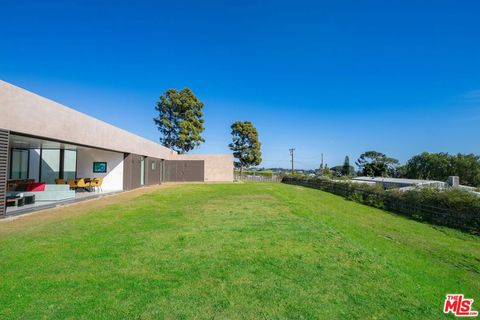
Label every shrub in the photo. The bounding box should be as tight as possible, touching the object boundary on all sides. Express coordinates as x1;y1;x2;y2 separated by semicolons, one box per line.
347;190;364;203
282;176;480;234
365;193;386;209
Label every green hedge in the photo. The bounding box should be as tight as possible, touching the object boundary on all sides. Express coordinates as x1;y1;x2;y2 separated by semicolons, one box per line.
282;177;480;235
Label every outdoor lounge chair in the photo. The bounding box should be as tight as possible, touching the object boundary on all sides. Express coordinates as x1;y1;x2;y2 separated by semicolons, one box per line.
90;178;103;192
75;179;91;192
66;179;77;190
55;179;65;185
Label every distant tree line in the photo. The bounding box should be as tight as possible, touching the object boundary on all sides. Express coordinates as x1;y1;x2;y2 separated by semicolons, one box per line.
403;152;480;187
324;151;480;187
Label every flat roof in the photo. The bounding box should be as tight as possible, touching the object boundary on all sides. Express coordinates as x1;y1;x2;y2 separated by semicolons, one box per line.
0;80;175;159
352;177;443;185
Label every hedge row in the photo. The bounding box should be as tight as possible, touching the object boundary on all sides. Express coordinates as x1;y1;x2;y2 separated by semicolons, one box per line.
282;176;480;235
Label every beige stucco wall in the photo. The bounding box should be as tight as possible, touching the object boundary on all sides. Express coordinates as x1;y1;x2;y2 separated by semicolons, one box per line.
0;81;176;159
173;154;234;182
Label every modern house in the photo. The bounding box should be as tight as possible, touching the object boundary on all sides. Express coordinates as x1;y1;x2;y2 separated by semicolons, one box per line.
0;80;233;216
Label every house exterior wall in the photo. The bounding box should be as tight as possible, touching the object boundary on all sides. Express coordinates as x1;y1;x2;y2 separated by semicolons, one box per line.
76;148;124;191
0;81;176;159
172;154;233;182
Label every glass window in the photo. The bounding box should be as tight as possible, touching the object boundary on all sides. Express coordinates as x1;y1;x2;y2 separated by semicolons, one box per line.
63;150;77;180
160;160;164;182
41;149;60;183
140;157;145;186
10;149;29;179
28;149;41;181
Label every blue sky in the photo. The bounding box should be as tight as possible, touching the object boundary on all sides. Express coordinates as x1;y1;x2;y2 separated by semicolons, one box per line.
1;1;479;169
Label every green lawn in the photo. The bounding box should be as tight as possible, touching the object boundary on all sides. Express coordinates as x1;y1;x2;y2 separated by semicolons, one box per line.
0;183;479;319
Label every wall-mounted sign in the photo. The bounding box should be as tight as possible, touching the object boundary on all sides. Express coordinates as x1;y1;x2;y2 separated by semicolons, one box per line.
93;162;107;173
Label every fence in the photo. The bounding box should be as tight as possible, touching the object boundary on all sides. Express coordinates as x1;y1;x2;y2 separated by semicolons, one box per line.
235;174;282;183
282;177;480;235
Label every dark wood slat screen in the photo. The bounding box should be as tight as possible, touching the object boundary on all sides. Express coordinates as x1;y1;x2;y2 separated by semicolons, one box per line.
164;160;204;182
0;129;9;216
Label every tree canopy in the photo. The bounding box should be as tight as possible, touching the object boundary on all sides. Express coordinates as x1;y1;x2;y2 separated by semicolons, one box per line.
229;121;262;173
356;151;399;177
331;165;355;177
342;156;352;176
154;88;205;154
404;152;480;187
329;156;355;177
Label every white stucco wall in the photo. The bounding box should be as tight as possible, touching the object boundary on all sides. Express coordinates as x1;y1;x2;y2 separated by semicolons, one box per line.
76;148;124;191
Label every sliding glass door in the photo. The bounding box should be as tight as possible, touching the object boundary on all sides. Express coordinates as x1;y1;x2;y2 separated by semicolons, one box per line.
63;150;77;180
10;149;29;179
8;134;78;183
40;149;60;184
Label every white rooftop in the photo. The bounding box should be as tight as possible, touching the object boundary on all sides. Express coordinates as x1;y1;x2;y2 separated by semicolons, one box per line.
352;177;443;185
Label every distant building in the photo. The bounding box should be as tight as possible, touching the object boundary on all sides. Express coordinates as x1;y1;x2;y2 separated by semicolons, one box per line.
351;176;480;196
352;177;445;189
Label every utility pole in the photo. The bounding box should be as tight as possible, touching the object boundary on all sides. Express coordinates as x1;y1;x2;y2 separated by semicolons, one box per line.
320;153;324;175
289;148;295;175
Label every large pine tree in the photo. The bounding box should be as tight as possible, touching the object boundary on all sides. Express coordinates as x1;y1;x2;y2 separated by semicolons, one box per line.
342;156;351;176
154;88;205;153
229;121;262;174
